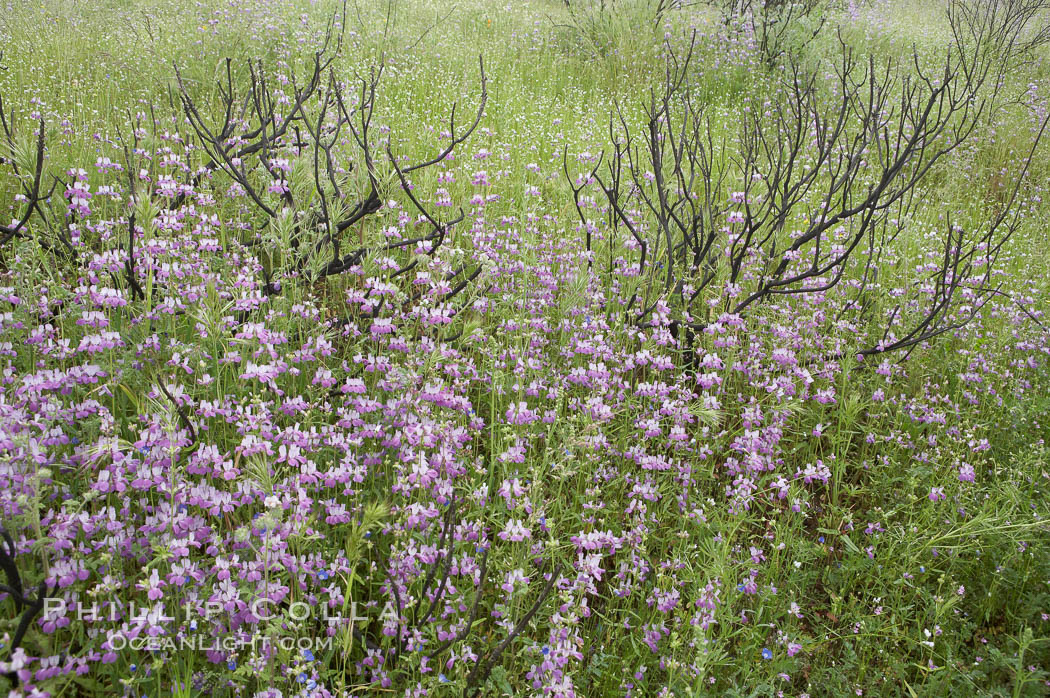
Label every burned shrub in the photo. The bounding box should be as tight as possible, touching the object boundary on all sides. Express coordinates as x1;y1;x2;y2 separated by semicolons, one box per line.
567;5;1048;366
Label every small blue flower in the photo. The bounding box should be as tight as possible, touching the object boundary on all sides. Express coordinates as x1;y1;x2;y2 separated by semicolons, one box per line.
919;566;925;573
761;648;773;660
227;660;236;671
818;536;825;544
302;649;314;662
364;531;371;539
541;646;550;656
438;673;449;683
737;583;745;592
130;664;137;672
297;671;308;684
317;569;329;581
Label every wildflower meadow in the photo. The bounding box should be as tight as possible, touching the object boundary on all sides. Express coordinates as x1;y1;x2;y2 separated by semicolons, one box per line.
1;0;1049;695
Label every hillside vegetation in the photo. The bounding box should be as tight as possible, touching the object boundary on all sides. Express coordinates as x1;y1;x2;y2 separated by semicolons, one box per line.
0;0;1049;696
